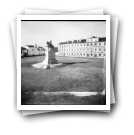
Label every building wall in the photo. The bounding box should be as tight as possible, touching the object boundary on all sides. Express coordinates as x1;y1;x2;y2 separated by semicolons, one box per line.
25;45;45;56
21;48;28;57
58;37;106;58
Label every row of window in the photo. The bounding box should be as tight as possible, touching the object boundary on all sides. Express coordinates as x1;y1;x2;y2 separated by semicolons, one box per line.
30;49;45;52
59;42;106;48
59;47;106;52
91;48;106;51
37;48;45;51
59;53;106;57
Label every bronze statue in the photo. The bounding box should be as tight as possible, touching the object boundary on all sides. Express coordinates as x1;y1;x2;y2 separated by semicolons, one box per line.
46;41;54;49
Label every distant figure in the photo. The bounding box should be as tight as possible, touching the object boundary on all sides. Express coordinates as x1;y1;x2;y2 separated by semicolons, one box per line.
46;41;54;49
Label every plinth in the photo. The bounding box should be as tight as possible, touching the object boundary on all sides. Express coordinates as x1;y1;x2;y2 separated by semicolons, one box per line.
32;45;61;69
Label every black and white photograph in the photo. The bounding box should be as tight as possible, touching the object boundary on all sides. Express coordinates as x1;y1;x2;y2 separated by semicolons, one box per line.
17;15;110;110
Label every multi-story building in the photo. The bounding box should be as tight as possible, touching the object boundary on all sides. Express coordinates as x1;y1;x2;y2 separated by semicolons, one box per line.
21;46;45;57
58;36;106;58
24;45;45;56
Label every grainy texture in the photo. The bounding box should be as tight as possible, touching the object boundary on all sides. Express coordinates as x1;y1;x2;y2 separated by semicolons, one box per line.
21;56;106;105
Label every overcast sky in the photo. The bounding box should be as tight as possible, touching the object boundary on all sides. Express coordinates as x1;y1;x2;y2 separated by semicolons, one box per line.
21;21;106;47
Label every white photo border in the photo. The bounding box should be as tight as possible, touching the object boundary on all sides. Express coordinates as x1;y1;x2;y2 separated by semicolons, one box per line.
17;15;110;110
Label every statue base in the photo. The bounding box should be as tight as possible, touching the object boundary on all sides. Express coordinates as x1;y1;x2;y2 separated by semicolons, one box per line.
42;64;50;69
50;59;58;64
32;62;63;69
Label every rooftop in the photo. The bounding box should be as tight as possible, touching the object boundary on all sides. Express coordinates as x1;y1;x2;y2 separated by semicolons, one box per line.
21;47;28;50
26;45;35;48
59;37;106;45
25;45;45;49
98;37;106;42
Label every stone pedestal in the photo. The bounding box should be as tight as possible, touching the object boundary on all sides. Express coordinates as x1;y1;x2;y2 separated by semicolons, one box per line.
47;48;58;64
32;42;62;69
42;46;50;69
42;47;58;69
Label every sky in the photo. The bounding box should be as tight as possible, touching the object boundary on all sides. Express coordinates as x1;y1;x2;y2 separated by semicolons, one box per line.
21;21;106;47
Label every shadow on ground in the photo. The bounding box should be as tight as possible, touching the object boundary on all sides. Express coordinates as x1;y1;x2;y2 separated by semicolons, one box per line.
49;61;89;69
21;61;89;68
62;61;88;67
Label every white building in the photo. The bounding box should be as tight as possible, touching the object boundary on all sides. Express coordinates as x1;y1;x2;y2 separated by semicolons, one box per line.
24;45;45;56
24;45;37;56
58;36;106;58
37;47;45;55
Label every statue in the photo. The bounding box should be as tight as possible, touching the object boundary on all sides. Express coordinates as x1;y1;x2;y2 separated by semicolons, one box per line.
42;41;58;69
46;41;54;49
32;40;62;69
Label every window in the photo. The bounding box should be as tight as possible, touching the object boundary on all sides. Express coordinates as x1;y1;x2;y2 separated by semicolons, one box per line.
99;54;101;56
99;48;101;51
94;54;97;57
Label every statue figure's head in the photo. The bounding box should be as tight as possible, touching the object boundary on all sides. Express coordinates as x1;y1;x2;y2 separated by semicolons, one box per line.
46;40;54;49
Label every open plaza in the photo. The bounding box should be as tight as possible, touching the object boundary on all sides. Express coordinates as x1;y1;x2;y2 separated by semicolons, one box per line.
21;55;106;105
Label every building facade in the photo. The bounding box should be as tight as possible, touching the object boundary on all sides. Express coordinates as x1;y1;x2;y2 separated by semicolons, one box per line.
21;47;28;57
37;46;45;55
58;36;106;58
24;45;45;56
